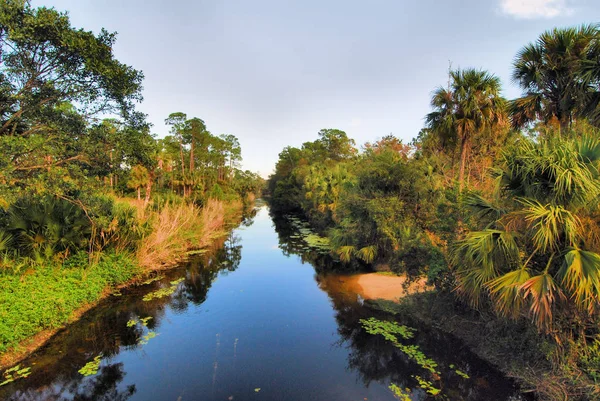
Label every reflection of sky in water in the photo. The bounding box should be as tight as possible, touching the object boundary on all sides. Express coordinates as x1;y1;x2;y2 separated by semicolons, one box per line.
1;206;526;401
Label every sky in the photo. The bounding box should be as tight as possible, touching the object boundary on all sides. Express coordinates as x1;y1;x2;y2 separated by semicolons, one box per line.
32;0;600;177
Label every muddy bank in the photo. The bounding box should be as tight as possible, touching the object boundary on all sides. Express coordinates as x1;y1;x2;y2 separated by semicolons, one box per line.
318;272;432;302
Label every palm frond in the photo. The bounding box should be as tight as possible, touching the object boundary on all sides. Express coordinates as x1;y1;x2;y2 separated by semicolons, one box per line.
519;199;582;252
356;245;377;264
558;248;600;314
337;245;355;263
487;268;531;318
521;273;563;332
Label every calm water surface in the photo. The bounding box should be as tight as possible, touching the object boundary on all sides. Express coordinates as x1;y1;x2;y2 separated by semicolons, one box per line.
0;205;526;400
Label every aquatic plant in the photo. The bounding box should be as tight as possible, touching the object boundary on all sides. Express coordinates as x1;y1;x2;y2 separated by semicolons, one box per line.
0;365;31;386
360;318;439;374
140;275;164;286
413;375;441;396
143;278;184;301
138;331;157;345
360;317;415;341
449;364;470;379
78;355;102;377
389;383;411;401
143;286;177;301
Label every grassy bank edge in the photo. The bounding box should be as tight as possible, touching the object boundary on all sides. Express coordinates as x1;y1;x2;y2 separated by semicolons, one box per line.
0;198;244;370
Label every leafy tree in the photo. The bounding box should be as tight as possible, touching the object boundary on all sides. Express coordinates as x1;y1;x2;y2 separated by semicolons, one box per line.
0;0;144;203
164;112;188;193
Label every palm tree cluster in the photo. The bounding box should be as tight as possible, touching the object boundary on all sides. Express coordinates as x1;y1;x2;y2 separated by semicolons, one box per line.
453;134;600;332
426;69;507;192
511;24;600;129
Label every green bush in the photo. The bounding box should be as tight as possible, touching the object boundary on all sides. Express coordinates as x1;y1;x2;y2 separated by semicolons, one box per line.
0;252;139;352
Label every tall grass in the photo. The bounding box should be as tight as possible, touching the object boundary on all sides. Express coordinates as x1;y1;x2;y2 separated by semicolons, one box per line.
137;199;239;270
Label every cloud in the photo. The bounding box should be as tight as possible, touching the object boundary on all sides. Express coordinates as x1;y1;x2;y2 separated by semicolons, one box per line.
499;0;573;19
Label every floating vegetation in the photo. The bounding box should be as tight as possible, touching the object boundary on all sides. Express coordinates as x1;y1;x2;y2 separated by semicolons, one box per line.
140;275;164;286
0;365;31;386
78;355;102;377
143;286;176;301
138;331;157;345
361;317;440;387
413;375;441;396
455;369;470;379
398;344;439;374
389;383;411;401
143;278;184;301
305;234;331;252
360;318;415;341
254;388;261;392
127;316;152;328
285;215;332;255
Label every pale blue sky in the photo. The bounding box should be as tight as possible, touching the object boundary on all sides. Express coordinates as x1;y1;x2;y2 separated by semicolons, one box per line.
32;0;600;176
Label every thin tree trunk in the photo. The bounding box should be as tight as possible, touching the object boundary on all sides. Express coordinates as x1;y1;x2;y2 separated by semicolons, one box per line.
109;149;114;190
137;187;141;200
144;175;153;208
458;135;469;193
190;139;194;172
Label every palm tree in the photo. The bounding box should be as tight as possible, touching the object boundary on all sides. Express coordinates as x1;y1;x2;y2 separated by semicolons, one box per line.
510;24;600;130
453;132;600;332
426;68;506;192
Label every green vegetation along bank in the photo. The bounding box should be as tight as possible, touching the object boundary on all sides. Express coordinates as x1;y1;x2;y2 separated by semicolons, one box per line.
268;25;600;400
0;1;263;367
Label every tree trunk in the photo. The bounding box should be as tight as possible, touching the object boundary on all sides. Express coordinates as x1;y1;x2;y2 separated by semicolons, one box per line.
109;149;114;190
144;177;153;208
190;139;194;172
137;187;141;200
458;134;469;193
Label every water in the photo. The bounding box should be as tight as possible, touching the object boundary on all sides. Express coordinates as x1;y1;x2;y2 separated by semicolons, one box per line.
0;205;526;400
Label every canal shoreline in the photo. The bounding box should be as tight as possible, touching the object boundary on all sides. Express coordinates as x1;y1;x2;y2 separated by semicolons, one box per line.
0;201;245;371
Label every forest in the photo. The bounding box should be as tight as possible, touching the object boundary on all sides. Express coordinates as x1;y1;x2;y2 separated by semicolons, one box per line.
267;24;600;399
0;0;262;362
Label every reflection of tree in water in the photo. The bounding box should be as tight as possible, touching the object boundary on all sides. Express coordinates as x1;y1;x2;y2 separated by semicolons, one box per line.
319;279;528;401
270;209;527;400
270;212;339;272
7;362;135;401
0;227;244;400
176;232;243;309
240;203;259;227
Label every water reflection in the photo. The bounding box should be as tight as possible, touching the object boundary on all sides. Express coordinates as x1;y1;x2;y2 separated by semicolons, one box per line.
0;206;526;401
0;213;250;401
274;213;527;401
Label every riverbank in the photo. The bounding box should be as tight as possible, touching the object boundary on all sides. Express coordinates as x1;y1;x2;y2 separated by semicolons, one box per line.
318;270;597;400
0;198;244;370
366;290;597;401
318;272;431;302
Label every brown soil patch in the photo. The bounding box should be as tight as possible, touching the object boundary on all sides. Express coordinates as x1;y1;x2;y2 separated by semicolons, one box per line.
320;273;432;302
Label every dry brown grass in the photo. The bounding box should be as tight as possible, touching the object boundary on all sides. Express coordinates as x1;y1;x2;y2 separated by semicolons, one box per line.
136;199;241;271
